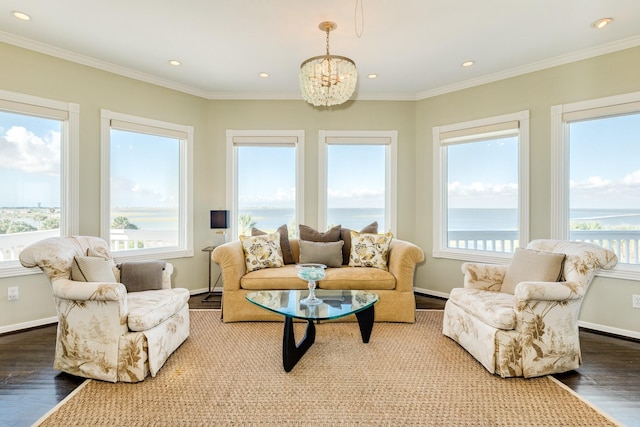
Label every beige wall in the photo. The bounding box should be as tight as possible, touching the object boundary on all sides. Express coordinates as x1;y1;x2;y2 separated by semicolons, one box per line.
414;46;640;335
1;40;639;336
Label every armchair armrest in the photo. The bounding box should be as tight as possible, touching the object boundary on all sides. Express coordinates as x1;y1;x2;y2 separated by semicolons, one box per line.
388;239;425;292
515;281;583;302
461;262;507;292
212;241;246;292
52;278;127;301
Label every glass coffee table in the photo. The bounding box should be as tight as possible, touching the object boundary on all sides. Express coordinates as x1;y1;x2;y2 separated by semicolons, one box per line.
246;289;379;372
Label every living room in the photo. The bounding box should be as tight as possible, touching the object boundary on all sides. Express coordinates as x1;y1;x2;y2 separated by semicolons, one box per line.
1;1;640;425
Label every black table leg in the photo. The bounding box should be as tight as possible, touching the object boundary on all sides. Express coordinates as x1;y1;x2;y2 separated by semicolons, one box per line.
282;316;316;372
355;305;375;343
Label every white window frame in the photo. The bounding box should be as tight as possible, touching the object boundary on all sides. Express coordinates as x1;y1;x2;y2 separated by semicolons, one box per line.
433;110;530;263
318;130;398;234
226;130;305;239
551;91;640;280
1;89;79;277
100;110;194;260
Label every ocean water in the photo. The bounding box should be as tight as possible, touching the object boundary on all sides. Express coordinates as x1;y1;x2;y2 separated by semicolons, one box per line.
108;207;640;231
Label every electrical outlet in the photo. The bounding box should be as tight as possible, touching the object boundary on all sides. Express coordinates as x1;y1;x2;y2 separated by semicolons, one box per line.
8;286;19;301
633;294;640;309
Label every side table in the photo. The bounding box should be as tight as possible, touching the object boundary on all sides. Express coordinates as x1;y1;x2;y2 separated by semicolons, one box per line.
201;246;221;302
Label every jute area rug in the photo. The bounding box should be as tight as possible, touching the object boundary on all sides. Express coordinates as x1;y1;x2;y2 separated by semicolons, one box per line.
37;310;619;426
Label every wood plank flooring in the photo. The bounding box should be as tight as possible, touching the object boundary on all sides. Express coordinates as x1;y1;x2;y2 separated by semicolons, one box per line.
0;293;638;427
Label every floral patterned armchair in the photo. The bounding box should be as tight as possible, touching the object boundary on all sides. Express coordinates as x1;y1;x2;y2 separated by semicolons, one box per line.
19;236;190;382
442;239;617;378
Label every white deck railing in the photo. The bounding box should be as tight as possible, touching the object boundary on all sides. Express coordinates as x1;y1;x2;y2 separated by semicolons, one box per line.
3;229;640;264
447;230;640;264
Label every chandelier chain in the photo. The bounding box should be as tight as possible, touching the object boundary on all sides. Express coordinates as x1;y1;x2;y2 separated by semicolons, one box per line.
325;26;331;55
355;0;364;38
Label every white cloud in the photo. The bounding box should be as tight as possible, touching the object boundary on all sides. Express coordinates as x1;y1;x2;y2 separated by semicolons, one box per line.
0;126;60;174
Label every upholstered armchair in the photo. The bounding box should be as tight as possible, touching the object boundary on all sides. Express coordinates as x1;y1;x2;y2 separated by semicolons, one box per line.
19;236;190;383
443;239;617;378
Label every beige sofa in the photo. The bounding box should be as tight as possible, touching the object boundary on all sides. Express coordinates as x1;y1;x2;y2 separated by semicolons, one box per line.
212;238;424;322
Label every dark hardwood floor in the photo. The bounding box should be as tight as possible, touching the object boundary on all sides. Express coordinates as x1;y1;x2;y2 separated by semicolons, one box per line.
1;293;638;427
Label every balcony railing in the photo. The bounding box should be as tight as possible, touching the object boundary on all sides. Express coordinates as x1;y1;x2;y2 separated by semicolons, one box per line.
3;229;640;265
0;229;178;262
448;229;640;264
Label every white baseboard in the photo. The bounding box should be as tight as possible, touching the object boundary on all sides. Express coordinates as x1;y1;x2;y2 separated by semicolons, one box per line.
0;316;57;334
414;287;449;299
191;287;223;295
578;320;640;340
414;287;640;340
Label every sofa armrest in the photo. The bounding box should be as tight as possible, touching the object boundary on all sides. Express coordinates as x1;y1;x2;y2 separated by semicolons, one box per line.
388;239;425;292
515;281;583;302
212;241;246;292
461;262;507;291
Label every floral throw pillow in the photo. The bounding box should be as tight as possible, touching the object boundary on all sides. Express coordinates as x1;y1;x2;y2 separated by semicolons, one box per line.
239;232;284;272
349;231;393;271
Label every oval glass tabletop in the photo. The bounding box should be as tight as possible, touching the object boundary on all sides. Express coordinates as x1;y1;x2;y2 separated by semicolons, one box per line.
246;289;378;321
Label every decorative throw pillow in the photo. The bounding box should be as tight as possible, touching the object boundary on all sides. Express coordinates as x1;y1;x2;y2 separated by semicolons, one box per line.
252;224;295;265
71;256;117;282
348;231;393;271
118;260;166;292
298;240;344;267
299;224;342;242
501;248;566;294
340;221;378;265
240;232;284;272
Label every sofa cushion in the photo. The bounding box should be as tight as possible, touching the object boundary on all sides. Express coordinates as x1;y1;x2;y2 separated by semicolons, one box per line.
299;240;344;267
349;231;393;270
252;224;295;265
239;265;396;291
241;265;308;290
299;224;341;242
449;288;516;330
340;222;378;265
319;266;396;290
127;288;190;332
240;232;284;272
501;248;565;294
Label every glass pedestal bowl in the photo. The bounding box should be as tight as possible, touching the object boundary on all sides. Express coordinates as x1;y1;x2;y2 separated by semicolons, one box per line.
296;263;327;305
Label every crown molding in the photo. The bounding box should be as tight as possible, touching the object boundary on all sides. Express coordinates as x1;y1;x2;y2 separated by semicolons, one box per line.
416;35;640;100
2;30;639;102
0;31;212;99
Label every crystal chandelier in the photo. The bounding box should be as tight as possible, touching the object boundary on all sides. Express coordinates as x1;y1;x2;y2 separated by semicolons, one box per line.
299;21;358;107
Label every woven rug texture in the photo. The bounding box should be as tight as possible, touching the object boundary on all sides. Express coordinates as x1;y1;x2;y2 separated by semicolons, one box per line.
37;310;618;426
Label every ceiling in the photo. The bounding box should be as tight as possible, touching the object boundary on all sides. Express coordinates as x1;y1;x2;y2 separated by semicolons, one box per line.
1;0;640;101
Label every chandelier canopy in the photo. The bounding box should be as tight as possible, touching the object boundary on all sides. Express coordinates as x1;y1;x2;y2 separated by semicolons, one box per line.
299;21;357;107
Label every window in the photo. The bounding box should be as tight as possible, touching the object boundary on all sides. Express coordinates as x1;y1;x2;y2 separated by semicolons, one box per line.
101;110;193;259
433;111;530;262
0;89;78;277
226;130;304;239
318;131;397;233
552;92;640;278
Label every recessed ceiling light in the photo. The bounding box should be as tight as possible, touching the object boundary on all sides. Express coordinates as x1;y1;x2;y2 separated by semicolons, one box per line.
258;72;270;78
592;18;613;29
367;74;378;79
462;61;475;67
168;60;181;66
12;11;31;21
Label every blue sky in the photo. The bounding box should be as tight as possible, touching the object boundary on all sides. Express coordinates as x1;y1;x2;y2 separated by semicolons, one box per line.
237;144;386;209
1;112;639;210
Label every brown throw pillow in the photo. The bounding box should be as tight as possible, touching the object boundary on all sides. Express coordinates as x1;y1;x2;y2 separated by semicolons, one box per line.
298;240;344;267
340;221;378;265
252;224;295;264
299;224;341;242
501;248;566;294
